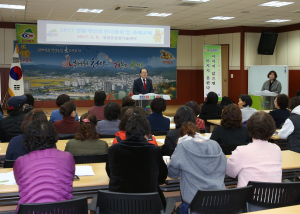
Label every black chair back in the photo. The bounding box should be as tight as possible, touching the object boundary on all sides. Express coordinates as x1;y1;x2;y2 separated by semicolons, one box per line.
4;160;15;168
199;129;205;134
95;190;165;214
247;181;300;212
17;197;88;214
73;154;108;164
151;131;168;136
58;133;75;140
188;186;252;214
99;134;116;138
220;145;239;155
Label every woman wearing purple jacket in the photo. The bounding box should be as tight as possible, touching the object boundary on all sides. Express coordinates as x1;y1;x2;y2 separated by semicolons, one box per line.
13;120;75;213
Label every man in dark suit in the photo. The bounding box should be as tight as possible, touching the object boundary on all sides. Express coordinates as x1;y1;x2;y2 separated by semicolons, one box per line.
133;68;154;95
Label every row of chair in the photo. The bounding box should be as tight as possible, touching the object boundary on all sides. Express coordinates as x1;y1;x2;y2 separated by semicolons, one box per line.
13;181;300;214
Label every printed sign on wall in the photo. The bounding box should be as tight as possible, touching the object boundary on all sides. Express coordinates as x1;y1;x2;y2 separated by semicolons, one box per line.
16;24;38;44
14;42;177;101
203;45;222;100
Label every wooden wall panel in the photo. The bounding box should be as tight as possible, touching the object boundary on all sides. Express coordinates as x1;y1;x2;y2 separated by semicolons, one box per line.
287;30;300;67
0;29;4;64
276;32;288;65
177;36;192;67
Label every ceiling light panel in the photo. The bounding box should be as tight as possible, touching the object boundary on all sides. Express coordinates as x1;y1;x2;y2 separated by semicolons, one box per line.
146;13;172;17
259;1;294;7
266;19;291;22
209;16;235;20
77;8;103;13
0;4;25;9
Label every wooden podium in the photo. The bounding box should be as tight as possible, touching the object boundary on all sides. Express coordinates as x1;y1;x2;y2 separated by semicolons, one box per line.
131;94;171;109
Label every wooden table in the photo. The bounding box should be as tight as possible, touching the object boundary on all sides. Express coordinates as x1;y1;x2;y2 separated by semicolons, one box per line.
242;205;300;214
0;136;167;157
164;150;300;190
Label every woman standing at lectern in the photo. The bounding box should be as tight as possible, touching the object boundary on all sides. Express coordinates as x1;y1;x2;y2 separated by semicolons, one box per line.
261;71;282;94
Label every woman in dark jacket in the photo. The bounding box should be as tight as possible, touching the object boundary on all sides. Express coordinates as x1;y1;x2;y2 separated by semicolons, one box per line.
210;104;250;146
106;115;168;208
269;94;290;128
0;95;27;142
161;106;196;156
200;91;222;117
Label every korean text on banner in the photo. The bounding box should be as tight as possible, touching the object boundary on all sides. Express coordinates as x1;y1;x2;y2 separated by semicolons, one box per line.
16;24;37;44
9;44;24;97
203;45;222;101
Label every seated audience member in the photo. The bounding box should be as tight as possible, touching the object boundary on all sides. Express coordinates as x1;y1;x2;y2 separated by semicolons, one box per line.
226;112;282;187
168;122;227;214
161;106;196;156
0;95;27;142
200;91;222;117
296;90;300;97
269;94;290;128
97;102;121;135
49;94;79;123
65;113;108;155
53;101;79;134
119;96;148;119
279;96;300;153
88;91;106;121
106;115;167;208
5;110;48;160
24;93;34;113
238;94;257;122
146;98;170;132
210;104;250;146
185;101;205;130
113;108;158;146
14;120;75;212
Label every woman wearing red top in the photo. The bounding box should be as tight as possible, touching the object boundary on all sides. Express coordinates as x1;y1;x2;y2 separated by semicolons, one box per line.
53;101;79;134
113;108;158;146
185;101;205;130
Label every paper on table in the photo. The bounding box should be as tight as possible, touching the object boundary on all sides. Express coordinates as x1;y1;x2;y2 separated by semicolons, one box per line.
75;166;95;176
204;133;212;140
156;139;165;144
170;124;176;128
0;171;16;185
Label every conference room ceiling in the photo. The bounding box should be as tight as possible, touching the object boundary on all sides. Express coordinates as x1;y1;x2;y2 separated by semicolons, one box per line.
0;0;299;30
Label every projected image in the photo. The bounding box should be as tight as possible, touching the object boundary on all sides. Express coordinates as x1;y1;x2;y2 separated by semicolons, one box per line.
17;43;177;101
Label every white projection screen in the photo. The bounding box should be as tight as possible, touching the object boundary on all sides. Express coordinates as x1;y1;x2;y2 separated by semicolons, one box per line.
38;20;170;47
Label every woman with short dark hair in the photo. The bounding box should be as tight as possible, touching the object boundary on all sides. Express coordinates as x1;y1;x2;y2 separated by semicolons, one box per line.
146;98;170;132
185;101;205;130
114;108;158;146
211;104;250;146
97;102;121;135
88;91;106;121
65;113;108;155
5;110;48;160
53;101;79;134
161;106;196;156
119;96;148;119
49;94;79;123
261;70;282;94
269;94;290;128
226;112;282;187
13;120;75;212
238;94;257;122
279;96;300;153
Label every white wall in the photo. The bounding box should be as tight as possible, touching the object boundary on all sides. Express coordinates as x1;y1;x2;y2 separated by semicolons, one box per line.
244;31;300;70
0;28;16;66
177;33;241;70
